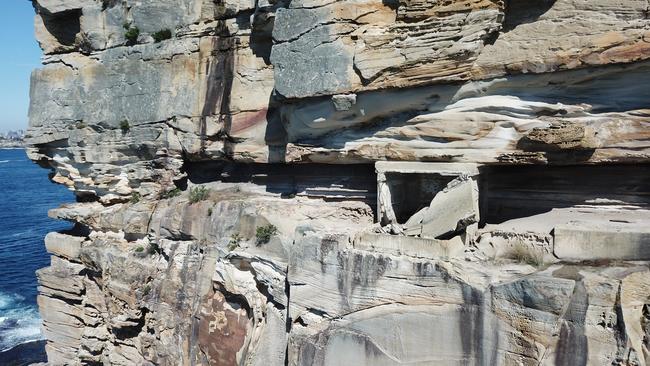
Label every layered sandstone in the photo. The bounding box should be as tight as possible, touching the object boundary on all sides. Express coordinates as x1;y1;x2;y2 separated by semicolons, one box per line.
27;0;650;365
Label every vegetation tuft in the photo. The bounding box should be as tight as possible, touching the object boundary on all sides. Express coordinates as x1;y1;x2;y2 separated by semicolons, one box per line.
189;186;210;203
130;192;141;204
255;225;278;245
120;119;130;133
124;26;140;44
509;243;544;267
227;233;242;251
152;29;172;43
160;188;181;199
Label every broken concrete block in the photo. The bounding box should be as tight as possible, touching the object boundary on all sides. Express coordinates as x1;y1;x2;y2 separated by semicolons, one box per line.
419;176;479;239
377;172;397;226
554;221;650;260
375;162;480;230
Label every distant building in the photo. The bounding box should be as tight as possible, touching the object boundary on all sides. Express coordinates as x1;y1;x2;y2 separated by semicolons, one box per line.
0;130;25;148
1;130;25;140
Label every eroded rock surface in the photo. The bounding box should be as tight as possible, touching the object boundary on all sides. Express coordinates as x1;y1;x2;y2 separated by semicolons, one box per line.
26;0;650;365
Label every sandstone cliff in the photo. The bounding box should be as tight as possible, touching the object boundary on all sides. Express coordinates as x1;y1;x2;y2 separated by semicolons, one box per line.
26;0;650;365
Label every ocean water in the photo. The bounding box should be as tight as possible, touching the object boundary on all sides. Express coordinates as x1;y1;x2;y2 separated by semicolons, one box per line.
0;149;73;354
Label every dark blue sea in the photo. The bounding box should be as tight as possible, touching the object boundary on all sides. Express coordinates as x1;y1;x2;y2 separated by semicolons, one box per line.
0;149;73;357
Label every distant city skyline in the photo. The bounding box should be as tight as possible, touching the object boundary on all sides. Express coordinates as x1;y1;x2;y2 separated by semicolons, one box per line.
0;3;42;133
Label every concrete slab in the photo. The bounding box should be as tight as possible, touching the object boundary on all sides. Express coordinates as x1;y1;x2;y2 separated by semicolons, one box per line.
554;221;650;260
486;207;650;235
375;162;480;176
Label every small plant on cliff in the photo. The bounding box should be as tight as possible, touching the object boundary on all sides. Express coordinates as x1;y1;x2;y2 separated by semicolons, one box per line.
130;192;141;204
227;233;242;251
152;29;172;43
135;246;145;253
255;225;278;245
142;284;151;296
189;186;210;203
124;26;140;44
509;243;544;267
207;207;213;216
160;188;181;199
120;119;130;133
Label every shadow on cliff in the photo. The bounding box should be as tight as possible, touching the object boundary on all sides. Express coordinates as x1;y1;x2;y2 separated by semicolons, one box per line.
478;164;650;225
200;20;236;159
502;0;558;32
484;0;557;46
35;6;81;46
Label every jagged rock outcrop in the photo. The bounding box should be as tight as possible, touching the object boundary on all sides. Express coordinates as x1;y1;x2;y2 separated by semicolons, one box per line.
27;0;650;365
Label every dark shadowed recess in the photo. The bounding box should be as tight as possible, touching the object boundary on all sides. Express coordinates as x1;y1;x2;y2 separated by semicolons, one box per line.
183;161;650;228
385;172;456;224
478;164;650;225
184;161;377;206
36;8;81;46
503;0;557;31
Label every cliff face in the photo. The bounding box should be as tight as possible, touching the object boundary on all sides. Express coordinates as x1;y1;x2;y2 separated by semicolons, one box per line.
26;0;650;365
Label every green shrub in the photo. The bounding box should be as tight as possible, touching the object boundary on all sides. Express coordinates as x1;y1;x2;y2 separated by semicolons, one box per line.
227;233;241;251
130;192;141;204
189;186;210;203
256;225;278;245
160;188;181;199
152;29;172;43
207;207;213;216
119;119;130;132
142;284;151;296
124;26;140;44
135;246;144;253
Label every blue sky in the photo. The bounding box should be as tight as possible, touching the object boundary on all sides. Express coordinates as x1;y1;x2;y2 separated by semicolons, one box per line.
0;2;42;132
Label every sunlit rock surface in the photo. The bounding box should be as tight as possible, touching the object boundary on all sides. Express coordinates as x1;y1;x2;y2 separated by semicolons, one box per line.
27;0;650;365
